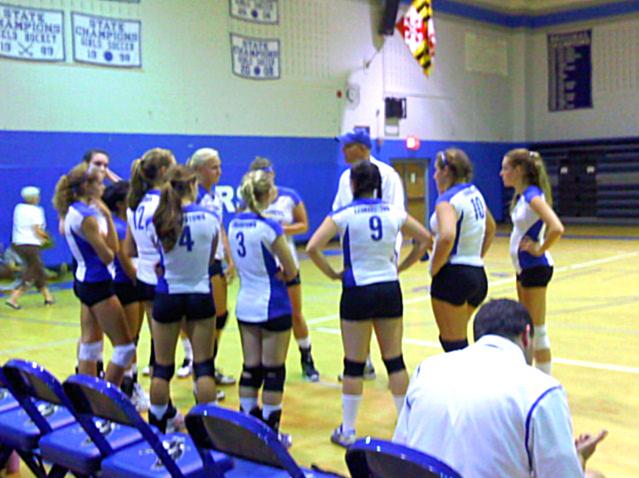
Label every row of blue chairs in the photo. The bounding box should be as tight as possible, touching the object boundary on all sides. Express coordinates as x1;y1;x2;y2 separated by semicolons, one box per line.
0;358;462;477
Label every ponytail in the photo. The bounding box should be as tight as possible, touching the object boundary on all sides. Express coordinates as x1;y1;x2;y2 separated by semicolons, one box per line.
505;148;553;209
435;148;473;184
53;163;92;216
127;148;175;210
153;165;196;252
239;170;272;213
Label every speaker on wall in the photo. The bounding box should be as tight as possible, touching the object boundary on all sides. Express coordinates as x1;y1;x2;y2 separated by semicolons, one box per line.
385;97;407;119
379;0;400;36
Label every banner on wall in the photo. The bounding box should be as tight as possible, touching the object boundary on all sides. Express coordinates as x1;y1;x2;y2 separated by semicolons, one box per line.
230;0;278;24
0;4;65;62
548;29;592;112
395;0;436;76
230;34;280;80
72;13;141;67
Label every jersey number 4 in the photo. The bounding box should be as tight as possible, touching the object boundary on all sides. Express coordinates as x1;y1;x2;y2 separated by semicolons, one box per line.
179;226;194;252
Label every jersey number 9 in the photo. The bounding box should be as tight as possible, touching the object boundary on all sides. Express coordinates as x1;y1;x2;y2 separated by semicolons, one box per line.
369;215;383;241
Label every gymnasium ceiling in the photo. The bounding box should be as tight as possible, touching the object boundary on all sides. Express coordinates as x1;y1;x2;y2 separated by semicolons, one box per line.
463;0;610;12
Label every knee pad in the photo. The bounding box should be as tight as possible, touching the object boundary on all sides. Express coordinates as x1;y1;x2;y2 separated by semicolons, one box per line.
383;355;406;375
111;343;136;368
533;325;550;351
439;337;468;353
153;363;175;381
263;365;286;392
193;358;215;380
78;341;103;362
239;365;264;389
215;311;229;331
343;359;366;378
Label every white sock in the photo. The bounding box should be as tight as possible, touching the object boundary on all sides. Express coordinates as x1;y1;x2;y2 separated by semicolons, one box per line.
296;336;311;350
536;361;552;375
182;338;193;361
393;394;406;415
262;403;282;420
239;397;258;414
342;394;362;434
149;403;168;420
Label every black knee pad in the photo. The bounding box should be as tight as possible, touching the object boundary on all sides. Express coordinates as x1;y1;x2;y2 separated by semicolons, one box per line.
343;358;366;378
263;365;286;392
383;355;406;375
439;337;468;353
239;365;264;389
153;363;175;381
193;358;215;380
215;311;228;331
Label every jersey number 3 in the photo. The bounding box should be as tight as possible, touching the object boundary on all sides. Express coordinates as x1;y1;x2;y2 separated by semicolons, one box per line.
179;226;194;252
236;232;246;257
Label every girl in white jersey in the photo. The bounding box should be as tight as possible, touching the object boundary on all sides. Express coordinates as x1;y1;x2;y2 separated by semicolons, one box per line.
228;170;297;446
430;149;496;353
501;149;564;375
306;161;431;447
249;157;320;382
147;165;219;433
53;163;134;386
185;148;236;389
125;149;175;376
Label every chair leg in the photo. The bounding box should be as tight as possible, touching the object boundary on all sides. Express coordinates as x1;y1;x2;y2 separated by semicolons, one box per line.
0;447;12;468
15;449;47;478
47;464;70;478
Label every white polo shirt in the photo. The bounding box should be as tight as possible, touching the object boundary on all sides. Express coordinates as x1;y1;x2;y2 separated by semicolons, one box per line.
393;335;584;478
12;203;46;246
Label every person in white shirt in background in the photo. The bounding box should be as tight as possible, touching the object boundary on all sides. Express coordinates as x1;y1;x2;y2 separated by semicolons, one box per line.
393;298;607;478
333;128;406;380
6;186;55;309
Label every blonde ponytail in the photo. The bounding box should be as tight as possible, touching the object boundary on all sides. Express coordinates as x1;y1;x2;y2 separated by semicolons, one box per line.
53;163;91;215
505;148;553;209
127;148;176;210
239;170;272;213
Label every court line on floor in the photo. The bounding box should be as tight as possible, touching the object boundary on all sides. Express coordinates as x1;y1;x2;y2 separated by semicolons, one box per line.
314;327;639;375
307;251;639;327
0;338;77;355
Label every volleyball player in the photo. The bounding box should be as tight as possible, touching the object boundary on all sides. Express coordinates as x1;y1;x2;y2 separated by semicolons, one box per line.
125;148;175;376
306;161;432;447
501;149;564;375
228;170;298;447
429;148;496;352
249;157;320;382
53;163;134;386
186;148;236;388
147;165;219;433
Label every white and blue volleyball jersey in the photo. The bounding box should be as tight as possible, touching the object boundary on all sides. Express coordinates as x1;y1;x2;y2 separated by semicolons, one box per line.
64;201;111;283
331;199;407;288
196;184;225;261
510;186;553;274
112;216;133;285
263;186;302;268
148;204;220;294
228;212;292;322
429;183;487;267
127;190;161;285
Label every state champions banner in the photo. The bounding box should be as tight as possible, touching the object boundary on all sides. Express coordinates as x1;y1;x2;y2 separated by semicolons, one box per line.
395;0;436;76
72;13;141;68
230;33;280;80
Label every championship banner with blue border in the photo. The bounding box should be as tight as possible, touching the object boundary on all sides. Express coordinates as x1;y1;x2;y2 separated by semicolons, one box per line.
0;4;65;62
548;29;592;112
72;12;141;68
229;0;278;24
230;33;280;80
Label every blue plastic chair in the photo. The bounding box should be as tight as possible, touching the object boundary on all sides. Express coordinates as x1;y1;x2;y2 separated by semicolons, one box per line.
345;438;463;478
0;360;76;477
0;370;19;471
63;374;232;478
186;404;338;477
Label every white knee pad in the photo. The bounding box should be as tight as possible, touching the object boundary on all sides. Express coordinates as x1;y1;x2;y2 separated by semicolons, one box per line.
112;343;136;368
533;325;550;351
78;341;104;362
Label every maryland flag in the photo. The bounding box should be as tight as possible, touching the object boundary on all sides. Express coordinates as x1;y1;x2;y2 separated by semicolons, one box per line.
395;0;437;76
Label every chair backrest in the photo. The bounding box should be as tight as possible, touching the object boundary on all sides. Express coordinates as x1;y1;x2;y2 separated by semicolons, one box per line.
1;359;71;435
186;404;305;478
63;374;185;478
345;438;463;478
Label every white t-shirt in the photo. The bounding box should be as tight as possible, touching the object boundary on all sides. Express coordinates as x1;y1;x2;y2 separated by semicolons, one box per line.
12;203;46;246
262;186;303;268
393;335;584;478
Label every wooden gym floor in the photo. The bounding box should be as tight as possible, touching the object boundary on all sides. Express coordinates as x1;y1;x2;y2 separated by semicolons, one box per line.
1;225;637;477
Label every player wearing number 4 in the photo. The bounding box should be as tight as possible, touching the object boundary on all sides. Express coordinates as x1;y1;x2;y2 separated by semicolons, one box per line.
307;161;432;447
501;149;564;375
430;148;496;353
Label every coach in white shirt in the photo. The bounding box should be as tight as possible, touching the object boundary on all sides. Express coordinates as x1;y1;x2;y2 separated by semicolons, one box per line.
6;187;55;309
393;298;607;478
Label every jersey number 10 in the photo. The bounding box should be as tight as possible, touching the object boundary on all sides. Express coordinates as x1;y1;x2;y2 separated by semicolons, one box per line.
471;197;485;220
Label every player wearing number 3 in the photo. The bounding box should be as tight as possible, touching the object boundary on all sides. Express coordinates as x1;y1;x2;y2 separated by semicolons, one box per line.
429;148;496;353
306;161;432;447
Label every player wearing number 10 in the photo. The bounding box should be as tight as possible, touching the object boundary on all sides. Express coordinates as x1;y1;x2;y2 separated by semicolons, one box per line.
306;161;432;447
429;148;496;353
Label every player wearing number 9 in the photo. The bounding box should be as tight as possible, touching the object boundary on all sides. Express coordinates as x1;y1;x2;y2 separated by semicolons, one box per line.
429;148;496;353
147;165;220;433
306;161;432;447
